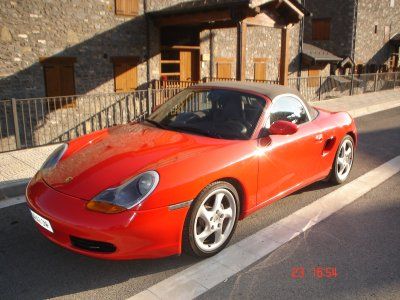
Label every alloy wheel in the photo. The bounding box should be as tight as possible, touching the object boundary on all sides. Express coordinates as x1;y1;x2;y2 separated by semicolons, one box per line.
336;139;354;181
193;188;237;252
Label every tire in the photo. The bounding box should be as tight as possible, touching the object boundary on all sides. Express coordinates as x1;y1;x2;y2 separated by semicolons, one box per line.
329;135;355;185
182;181;240;258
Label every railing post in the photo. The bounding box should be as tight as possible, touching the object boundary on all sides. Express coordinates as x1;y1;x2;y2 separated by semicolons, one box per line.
318;76;322;101
147;87;153;115
373;72;378;92
350;73;355;95
394;72;397;90
11;98;21;149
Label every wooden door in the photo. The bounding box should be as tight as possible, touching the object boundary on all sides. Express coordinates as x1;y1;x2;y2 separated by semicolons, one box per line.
179;50;199;81
308;67;321;87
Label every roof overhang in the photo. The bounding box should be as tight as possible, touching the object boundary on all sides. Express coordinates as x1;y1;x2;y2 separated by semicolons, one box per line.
390;33;400;46
302;43;342;65
339;56;355;68
148;0;309;28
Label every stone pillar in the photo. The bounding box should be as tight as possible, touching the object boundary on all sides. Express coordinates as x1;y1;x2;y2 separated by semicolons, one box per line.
279;26;290;86
237;21;247;81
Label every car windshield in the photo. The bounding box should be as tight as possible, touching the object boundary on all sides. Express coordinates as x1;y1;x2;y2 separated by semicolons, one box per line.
146;88;266;140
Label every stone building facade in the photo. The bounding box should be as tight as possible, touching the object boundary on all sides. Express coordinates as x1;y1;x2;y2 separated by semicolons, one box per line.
0;0;303;100
354;0;400;69
303;0;400;73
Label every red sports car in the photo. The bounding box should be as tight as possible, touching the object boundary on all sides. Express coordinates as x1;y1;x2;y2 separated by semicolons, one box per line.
26;82;357;260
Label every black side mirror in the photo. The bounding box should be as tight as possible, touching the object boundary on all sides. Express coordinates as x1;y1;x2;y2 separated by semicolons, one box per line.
258;128;272;147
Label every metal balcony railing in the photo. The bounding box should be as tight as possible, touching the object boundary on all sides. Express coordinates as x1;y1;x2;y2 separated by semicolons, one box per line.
1;72;399;153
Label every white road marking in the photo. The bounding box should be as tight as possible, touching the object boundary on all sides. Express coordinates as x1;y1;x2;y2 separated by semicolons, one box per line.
129;155;400;300
0;196;26;209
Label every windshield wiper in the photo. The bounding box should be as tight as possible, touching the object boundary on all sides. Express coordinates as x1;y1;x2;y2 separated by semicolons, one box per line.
169;125;222;139
144;119;169;129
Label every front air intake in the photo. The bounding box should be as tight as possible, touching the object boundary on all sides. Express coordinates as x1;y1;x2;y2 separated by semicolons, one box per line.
70;236;116;253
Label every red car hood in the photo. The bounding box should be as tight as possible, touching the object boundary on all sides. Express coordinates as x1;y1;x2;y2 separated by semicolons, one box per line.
42;123;233;200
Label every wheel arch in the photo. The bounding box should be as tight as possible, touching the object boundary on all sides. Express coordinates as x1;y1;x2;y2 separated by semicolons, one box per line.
214;177;245;218
346;131;357;147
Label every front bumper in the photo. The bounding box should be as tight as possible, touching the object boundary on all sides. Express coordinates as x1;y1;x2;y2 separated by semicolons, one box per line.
26;174;189;260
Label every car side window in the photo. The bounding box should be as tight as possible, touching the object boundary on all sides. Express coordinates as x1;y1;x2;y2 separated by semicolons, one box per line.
269;96;309;126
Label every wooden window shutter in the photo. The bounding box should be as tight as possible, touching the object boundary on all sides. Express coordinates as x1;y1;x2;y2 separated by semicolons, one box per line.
216;58;233;79
217;63;231;78
114;63;127;92
41;57;76;97
126;63;138;90
312;19;331;40
115;0;138;16
44;66;61;97
112;57;138;92
254;58;267;81
60;66;75;96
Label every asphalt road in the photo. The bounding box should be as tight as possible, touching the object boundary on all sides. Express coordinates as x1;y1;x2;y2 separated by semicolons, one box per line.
198;173;400;300
0;107;399;299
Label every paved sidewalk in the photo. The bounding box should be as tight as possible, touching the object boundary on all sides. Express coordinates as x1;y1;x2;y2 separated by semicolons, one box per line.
0;89;399;199
0;144;59;198
312;89;400;118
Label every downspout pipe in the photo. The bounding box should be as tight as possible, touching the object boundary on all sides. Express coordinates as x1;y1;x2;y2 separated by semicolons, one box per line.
144;0;151;85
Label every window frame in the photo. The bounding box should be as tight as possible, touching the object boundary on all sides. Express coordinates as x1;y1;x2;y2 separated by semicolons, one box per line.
265;94;312;129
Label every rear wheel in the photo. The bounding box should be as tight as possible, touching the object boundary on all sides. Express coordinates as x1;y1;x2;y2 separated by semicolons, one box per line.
182;181;240;258
330;135;354;184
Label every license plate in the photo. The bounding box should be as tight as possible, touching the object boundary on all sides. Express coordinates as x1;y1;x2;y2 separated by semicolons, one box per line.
30;210;53;233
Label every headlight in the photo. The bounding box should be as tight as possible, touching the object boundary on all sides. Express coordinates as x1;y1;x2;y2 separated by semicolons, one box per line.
86;171;160;214
41;143;68;170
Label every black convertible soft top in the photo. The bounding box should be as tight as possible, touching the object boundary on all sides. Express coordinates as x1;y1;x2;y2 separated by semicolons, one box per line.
193;81;303;101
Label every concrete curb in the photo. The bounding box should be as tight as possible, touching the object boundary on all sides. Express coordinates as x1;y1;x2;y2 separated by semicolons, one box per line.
347;99;400;118
0;179;29;201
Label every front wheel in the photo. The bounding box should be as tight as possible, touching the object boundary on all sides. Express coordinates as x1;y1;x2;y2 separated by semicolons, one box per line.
330;135;354;184
182;181;240;258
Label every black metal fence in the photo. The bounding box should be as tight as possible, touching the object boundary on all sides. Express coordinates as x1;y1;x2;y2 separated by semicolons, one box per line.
1;72;399;153
288;72;400;101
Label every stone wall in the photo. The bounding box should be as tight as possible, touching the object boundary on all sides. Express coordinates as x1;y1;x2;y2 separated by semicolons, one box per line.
289;23;301;78
0;0;303;101
246;25;281;80
198;24;300;81
354;0;400;66
303;0;356;58
0;0;148;100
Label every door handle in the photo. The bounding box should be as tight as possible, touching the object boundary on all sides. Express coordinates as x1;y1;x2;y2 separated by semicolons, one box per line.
315;133;323;142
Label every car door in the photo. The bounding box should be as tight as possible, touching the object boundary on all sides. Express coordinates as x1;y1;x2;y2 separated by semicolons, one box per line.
257;94;324;205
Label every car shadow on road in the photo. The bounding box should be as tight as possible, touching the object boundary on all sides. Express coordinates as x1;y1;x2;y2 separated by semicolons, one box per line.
0;203;200;299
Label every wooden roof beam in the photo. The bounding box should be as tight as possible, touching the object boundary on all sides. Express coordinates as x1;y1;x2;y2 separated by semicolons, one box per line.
154;9;232;26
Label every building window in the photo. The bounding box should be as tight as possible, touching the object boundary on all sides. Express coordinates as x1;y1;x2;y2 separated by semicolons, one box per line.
216;57;234;79
312;19;331;41
112;57;138;92
115;0;138;16
41;57;76;97
254;58;268;81
390;0;395;7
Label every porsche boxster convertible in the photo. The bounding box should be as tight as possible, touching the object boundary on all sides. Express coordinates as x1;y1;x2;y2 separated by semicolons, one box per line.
26;82;357;259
